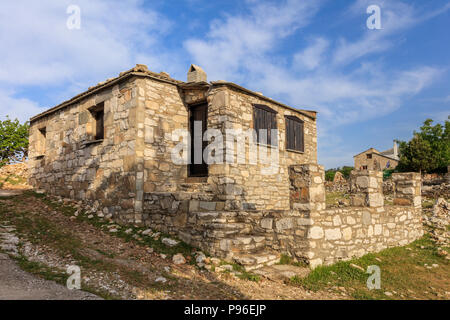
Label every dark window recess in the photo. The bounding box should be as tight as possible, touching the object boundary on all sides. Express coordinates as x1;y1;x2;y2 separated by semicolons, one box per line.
89;103;105;140
367;154;372;159
189;103;208;177
39;127;46;154
94;110;104;140
253;104;277;146
285;115;304;152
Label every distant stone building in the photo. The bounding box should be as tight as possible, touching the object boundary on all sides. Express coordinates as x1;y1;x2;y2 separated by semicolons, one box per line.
28;65;421;269
354;141;399;171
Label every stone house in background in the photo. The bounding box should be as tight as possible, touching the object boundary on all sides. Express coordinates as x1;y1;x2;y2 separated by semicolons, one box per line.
353;141;399;171
28;64;422;269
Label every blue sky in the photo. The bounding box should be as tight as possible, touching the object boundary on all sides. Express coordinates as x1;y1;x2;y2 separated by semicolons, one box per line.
0;0;449;168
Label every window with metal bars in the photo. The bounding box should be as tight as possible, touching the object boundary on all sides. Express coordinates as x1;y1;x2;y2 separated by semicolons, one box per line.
253;104;278;146
285;115;304;152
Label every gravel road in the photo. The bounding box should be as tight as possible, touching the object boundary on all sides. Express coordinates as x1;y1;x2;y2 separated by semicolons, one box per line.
0;253;101;300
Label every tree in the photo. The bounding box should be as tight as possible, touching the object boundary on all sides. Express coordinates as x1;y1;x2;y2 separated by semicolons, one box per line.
340;166;354;179
0;117;29;167
397;118;450;173
325;166;355;181
325;170;336;181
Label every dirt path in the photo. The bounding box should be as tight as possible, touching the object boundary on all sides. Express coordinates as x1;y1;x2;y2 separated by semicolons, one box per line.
0;190;23;197
0;191;343;300
0;253;100;300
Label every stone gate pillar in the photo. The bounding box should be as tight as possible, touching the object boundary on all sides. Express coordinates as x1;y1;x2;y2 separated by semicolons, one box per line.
289;164;326;214
392;173;421;208
349;170;384;208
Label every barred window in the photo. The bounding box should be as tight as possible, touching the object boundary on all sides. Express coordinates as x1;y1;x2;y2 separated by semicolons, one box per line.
253;104;277;146
285;115;304;152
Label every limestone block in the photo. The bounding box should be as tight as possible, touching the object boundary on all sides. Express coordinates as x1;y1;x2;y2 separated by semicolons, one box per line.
356;176;369;188
297;218;314;226
308;226;324;239
342;227;352;241
374;224;382;235
309;258;323;269
275;218;293;231
325;228;342;240
347;216;356;225
361;211;372;225
332;215;342;226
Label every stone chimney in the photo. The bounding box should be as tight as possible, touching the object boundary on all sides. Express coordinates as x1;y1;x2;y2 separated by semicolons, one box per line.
393;140;399;159
187;64;207;83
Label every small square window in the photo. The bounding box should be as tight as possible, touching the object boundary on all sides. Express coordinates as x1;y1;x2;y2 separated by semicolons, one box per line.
367;154;372;159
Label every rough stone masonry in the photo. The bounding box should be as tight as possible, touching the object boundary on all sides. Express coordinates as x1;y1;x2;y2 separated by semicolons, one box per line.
28;64;422;269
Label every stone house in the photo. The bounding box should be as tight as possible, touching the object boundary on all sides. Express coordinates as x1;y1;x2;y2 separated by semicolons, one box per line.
28;64;422;269
354;141;399;171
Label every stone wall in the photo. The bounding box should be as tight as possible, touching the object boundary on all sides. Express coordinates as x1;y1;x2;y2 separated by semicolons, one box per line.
28;77;142;224
295;169;423;267
303;205;423;267
28;64;422;270
140;164;423;270
349;170;384;208
207;85;318;212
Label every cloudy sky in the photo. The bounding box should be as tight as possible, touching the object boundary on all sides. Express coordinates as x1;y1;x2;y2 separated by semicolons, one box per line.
0;0;449;168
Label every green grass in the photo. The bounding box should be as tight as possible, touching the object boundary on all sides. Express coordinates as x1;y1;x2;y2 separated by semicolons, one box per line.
326;192;350;207
10;254;118;300
215;261;261;282
422;199;435;209
14;254;69;284
278;254;308;267
21;191;197;261
0;193;181;298
0;174;27;186
289;235;450;300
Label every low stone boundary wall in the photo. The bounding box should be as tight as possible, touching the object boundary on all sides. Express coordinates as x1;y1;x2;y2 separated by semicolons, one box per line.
302;206;423;267
138;165;424;269
283;167;423;267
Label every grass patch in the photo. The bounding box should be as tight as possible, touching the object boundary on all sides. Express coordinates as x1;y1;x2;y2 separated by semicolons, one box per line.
289;235;450;299
422;199;435;209
11;254;118;300
21;192;197;262
278;254;308;267
216;261;261;282
13;254;69;284
326;192;350;208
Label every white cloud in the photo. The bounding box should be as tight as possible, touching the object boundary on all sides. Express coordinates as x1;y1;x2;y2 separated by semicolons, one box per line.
183;0;445;168
0;0;175;122
0;0;171;86
0;90;44;123
293;38;329;70
184;0;323;81
333;0;450;65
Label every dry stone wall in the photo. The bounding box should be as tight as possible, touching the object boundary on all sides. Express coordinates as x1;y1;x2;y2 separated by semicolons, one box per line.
208;85;318;212
28;65;423;270
28;78;142;224
292;168;423;267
